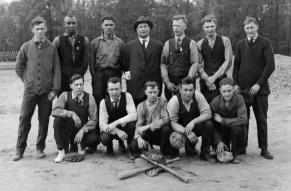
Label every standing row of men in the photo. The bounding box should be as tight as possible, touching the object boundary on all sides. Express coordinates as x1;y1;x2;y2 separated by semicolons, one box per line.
13;13;274;163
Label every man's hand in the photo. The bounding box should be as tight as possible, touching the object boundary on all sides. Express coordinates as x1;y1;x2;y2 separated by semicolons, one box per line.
124;71;131;80
185;122;194;135
216;141;228;155
47;91;56;102
137;137;148;150
208;84;216;91
149;122;161;132
213;113;223;124
206;76;216;87
249;84;260;98
116;129;128;140
165;81;178;92
186;132;198;144
71;112;82;128
234;85;240;93
74;129;85;144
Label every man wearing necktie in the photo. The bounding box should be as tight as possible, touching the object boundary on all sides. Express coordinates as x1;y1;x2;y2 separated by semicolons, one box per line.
52;74;100;162
197;14;233;103
53;14;89;95
161;15;200;101
123;16;163;106
233;16;275;159
99;77;137;157
13;16;61;161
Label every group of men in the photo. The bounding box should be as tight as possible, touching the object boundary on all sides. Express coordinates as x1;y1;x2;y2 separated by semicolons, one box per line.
12;13;275;165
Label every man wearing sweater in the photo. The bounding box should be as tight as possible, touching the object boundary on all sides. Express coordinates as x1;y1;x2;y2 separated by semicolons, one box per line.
13;16;61;161
233;17;275;159
211;78;248;164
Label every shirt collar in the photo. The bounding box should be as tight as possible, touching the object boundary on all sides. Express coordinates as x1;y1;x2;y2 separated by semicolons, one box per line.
63;31;78;38
110;95;121;103
72;92;84;100
175;34;185;42
146;97;159;107
139;36;150;43
100;32;117;40
206;32;217;41
33;37;46;44
247;33;258;41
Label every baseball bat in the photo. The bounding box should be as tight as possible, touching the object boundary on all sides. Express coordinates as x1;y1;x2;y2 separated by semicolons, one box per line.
140;154;191;183
118;157;179;180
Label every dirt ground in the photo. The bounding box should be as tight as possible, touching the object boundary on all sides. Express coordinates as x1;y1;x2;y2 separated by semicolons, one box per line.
0;55;291;191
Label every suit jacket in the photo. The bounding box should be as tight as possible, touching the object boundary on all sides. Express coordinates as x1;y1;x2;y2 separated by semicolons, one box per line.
123;38;163;99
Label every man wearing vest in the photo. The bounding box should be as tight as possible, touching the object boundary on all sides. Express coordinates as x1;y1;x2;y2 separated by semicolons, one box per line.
129;81;172;157
52;74;100;162
90;16;124;108
197;14;233;103
123;16;163;106
210;78;248;164
53;15;89;95
167;77;222;161
233;17;275;159
99;77;137;156
13;16;61;161
161;15;199;101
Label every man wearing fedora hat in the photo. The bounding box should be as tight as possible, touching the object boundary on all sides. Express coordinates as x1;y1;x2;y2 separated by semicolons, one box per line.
161;15;200;101
123;16;163;106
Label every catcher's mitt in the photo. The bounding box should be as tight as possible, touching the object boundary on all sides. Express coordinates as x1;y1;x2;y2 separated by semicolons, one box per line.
216;151;233;163
134;158;162;177
64;153;85;162
170;132;186;149
143;149;166;164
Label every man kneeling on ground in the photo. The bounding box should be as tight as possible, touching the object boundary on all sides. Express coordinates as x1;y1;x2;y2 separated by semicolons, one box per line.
129;81;172;157
167;77;221;161
210;78;247;164
52;74;100;163
99;77;137;156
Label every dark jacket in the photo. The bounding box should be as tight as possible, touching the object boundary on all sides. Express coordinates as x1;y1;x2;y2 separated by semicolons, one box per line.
123;38;163;99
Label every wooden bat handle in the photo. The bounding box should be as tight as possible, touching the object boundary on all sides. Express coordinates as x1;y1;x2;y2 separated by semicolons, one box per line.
118;157;179;180
141;154;191;183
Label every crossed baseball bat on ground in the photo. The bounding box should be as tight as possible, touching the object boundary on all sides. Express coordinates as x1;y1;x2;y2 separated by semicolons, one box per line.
118;152;192;183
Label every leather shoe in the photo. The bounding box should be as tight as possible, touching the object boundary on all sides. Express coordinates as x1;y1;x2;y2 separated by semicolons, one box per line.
12;152;23;161
260;149;273;160
36;150;45;159
118;140;127;154
232;156;240;164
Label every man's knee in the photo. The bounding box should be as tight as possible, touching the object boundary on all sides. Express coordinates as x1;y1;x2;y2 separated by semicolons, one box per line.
100;132;112;146
53;117;65;129
85;131;100;148
231;125;244;137
161;125;171;135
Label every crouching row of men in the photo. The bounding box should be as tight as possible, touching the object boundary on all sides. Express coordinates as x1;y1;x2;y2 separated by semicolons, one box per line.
52;74;246;164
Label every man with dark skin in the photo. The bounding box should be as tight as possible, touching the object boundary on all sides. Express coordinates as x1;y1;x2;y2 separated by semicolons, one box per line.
53;15;89;95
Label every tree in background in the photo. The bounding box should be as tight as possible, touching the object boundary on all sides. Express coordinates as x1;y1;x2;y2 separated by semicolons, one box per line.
0;0;290;56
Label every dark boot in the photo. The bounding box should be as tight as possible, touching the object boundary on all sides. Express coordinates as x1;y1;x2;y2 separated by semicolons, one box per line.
260;148;273;160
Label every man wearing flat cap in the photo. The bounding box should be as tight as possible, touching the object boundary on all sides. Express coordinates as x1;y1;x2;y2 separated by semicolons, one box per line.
123;16;163;106
161;15;200;101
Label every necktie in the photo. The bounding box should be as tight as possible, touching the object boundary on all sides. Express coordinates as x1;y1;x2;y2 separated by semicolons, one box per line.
176;38;181;50
142;40;146;49
249;38;255;45
113;100;118;109
74;97;80;104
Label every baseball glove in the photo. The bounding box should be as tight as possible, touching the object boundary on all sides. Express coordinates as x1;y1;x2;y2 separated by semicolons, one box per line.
143;149;166;164
216;151;233;163
63;153;85;162
170;132;186;149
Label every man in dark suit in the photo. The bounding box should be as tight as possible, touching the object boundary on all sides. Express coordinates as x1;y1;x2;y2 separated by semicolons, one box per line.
122;16;163;106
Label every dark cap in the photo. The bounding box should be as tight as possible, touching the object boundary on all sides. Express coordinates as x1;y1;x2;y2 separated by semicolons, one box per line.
30;16;46;27
133;16;153;31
